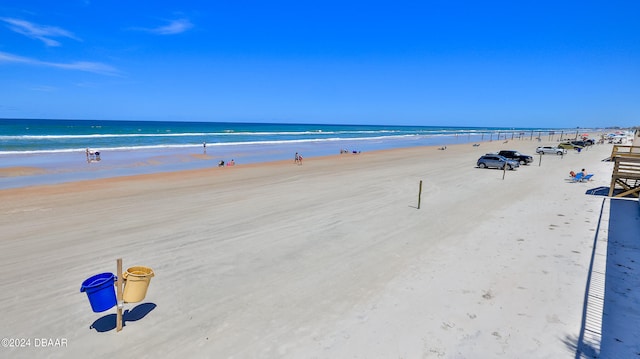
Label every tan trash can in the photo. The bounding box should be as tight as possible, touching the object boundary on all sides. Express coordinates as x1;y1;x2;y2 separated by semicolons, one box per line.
123;266;154;303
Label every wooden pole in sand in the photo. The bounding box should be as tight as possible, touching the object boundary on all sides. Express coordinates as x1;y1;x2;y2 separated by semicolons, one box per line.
502;164;507;180
417;180;423;209
116;258;123;332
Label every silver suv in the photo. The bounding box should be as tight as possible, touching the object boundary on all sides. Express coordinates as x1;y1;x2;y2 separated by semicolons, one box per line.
477;154;520;170
536;146;567;155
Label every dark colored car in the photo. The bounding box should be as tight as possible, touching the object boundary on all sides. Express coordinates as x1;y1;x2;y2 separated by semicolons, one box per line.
570;140;591;147
497;150;533;165
477;154;520;170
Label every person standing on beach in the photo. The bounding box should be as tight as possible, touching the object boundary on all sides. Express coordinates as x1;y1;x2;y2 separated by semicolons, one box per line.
203;142;206;154
294;152;300;164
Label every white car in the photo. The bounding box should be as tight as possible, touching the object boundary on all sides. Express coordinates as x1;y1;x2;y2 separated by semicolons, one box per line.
536;146;567;155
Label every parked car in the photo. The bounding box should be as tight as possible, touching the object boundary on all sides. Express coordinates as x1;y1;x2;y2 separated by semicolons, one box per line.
570;140;592;147
559;142;582;150
536;146;567;155
477;154;520;170
498;150;533;165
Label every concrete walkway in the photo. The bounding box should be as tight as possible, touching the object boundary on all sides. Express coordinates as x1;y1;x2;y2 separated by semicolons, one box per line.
577;197;640;358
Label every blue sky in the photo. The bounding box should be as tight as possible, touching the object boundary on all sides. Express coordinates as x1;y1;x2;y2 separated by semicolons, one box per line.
0;1;638;127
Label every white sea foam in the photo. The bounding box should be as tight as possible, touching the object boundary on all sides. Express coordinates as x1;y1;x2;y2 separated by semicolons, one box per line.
0;134;424;155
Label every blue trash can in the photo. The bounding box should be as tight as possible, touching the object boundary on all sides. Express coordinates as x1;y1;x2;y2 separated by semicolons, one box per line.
80;273;117;313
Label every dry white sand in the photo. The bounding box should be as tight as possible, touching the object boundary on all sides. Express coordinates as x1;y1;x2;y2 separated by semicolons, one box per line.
0;139;618;358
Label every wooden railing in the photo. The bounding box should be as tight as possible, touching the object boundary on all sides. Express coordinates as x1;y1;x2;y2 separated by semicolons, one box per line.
611;145;640;159
609;145;640;197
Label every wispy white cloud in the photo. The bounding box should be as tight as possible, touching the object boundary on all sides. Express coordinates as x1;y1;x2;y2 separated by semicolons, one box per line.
29;85;57;92
134;18;194;35
0;51;120;76
0;17;80;47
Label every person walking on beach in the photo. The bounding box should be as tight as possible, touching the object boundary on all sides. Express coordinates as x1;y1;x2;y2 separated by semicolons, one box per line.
294;152;300;165
86;148;96;163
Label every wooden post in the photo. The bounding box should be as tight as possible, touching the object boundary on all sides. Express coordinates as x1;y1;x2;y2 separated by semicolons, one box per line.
502;164;507;180
539;153;542;166
417;180;423;209
116;258;123;332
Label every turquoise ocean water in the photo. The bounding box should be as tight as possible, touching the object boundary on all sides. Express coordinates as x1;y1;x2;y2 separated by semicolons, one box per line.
0;118;587;189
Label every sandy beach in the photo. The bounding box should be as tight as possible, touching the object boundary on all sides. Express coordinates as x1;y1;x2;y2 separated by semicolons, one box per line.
0;139;625;358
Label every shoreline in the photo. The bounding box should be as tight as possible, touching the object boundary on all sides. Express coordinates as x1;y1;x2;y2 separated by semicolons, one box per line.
0;133;593;190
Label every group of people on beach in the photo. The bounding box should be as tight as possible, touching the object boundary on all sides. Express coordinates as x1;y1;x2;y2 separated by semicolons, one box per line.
569;168;594;182
218;159;235;167
340;149;361;154
85;148;101;163
294;152;303;165
569;168;588;178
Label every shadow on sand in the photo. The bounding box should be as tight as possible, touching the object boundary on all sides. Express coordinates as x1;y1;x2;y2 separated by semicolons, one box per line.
585;186;637;198
90;303;157;332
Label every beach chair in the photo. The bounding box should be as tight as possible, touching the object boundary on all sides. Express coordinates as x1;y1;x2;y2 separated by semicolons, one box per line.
582;174;594;182
572;172;584;182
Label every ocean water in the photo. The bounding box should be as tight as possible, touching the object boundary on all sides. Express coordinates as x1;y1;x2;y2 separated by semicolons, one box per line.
0;118;586;189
